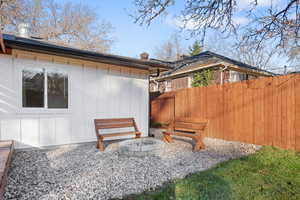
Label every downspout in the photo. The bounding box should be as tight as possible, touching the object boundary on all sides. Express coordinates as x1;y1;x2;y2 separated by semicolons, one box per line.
220;65;228;85
149;68;161;137
0;33;6;53
150;68;161;92
149;68;160;78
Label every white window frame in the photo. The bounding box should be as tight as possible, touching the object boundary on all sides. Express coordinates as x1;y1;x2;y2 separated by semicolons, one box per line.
20;67;69;113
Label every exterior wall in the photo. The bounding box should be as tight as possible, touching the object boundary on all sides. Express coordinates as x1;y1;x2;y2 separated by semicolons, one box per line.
0;50;149;148
229;70;247;82
187;74;193;88
211;70;222;84
165;80;172;92
171;77;189;91
150;81;158;92
151;69;262;92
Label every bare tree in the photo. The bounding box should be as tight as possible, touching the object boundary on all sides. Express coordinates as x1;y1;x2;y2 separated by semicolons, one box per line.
154;33;186;61
0;0;114;52
206;34;279;70
0;0;24;31
233;43;278;70
131;0;300;59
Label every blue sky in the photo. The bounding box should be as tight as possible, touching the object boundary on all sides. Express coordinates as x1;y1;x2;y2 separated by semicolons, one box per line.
72;0;192;58
69;0;290;72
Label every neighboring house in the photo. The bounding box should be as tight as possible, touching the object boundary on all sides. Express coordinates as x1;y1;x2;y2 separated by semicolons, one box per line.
150;51;275;92
0;34;169;148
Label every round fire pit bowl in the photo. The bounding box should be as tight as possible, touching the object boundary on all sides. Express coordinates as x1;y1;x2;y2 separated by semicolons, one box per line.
118;138;164;157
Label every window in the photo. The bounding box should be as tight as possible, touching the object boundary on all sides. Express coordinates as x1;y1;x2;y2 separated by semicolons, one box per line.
22;69;44;108
22;69;68;109
229;71;248;82
47;72;68;108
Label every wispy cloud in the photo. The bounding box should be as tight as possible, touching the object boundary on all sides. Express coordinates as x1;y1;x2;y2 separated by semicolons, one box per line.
237;0;280;10
165;1;281;30
166;15;205;30
174;18;199;30
232;16;249;25
167;15;249;30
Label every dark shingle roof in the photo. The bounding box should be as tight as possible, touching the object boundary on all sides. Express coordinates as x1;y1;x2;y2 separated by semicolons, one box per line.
2;34;171;70
1;34;276;75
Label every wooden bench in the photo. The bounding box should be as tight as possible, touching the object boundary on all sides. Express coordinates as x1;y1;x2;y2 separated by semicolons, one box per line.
94;118;141;151
162;118;208;152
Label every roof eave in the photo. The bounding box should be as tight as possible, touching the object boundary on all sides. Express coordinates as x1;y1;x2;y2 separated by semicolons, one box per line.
153;62;274;81
3;34;171;71
225;63;275;76
153;63;224;81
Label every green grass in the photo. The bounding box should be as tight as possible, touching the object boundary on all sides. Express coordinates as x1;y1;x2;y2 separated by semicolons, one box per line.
124;147;300;200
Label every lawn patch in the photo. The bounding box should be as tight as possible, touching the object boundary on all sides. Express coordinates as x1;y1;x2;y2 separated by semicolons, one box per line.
124;146;300;200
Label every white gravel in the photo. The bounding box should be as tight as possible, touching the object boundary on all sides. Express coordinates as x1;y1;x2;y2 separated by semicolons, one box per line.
4;135;260;200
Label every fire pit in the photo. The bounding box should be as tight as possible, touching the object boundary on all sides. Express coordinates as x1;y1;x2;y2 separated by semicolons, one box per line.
118;138;164;157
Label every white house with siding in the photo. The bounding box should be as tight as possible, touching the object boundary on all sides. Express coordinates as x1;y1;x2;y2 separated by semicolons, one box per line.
0;34;169;148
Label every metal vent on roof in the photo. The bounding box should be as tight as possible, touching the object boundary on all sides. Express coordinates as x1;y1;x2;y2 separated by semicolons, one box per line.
18;23;30;38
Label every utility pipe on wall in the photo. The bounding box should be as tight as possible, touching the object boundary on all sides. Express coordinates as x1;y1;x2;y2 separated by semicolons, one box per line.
220;65;228;85
0;33;6;53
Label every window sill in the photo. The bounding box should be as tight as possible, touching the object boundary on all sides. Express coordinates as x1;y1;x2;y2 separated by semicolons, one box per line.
17;108;72;115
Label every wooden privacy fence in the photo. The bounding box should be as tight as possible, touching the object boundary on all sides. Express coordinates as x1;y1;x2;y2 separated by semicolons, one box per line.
150;74;300;151
150;92;175;125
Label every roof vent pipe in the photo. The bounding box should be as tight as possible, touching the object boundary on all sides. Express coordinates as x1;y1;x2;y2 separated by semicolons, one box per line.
18;23;30;38
140;52;149;60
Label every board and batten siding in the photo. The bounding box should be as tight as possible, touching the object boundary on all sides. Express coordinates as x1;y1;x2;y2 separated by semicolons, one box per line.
0;50;149;148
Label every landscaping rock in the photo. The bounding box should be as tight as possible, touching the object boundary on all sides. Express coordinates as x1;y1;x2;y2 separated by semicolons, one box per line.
4;136;260;200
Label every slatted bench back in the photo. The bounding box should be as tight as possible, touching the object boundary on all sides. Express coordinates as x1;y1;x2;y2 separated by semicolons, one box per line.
163;118;207;152
94;118;138;132
172;118;207;132
94;118;141;151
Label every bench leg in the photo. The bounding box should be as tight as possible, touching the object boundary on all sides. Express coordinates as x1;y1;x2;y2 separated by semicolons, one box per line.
193;136;205;152
162;135;168;143
96;137;99;149
97;138;104;151
162;133;173;143
135;133;141;138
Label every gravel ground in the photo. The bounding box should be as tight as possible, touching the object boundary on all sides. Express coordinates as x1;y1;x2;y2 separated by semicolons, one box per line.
4;134;260;200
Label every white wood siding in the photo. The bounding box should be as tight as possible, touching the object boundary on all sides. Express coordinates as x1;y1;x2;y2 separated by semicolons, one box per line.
0;53;149;148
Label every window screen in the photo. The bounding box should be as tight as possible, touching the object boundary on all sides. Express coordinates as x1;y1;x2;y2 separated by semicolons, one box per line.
22;69;45;108
47;72;68;109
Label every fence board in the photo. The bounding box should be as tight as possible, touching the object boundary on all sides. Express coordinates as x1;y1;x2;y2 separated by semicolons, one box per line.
150;74;300;151
294;75;300;151
223;83;232;141
243;81;253;143
252;79;261;144
199;87;207;120
276;76;284;148
263;77;274;146
238;81;246;143
286;76;295;149
280;76;288;149
215;85;223;139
